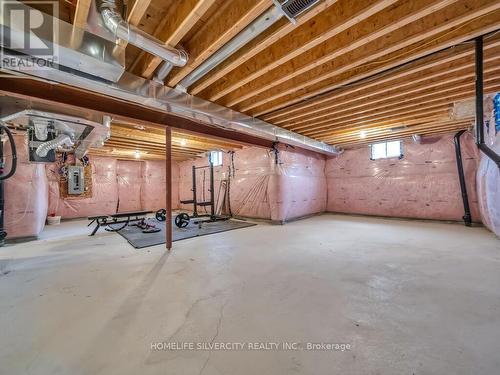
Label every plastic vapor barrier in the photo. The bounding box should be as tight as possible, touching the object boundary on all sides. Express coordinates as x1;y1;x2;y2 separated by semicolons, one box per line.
273;145;327;222
178;146;326;222
116;160;143;213
47;156;178;219
4;134;48;238
141;160;179;211
326;134;481;221
476;94;500;237
47;156;118;218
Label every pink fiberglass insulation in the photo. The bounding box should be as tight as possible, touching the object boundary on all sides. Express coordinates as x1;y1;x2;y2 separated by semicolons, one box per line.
4;134;48;239
228;147;273;220
272;144;327;222
47;156;118;218
116;160;143;213
47;156;179;219
141;160;179;211
178;146;326;222
476;94;500;237
326;133;481;221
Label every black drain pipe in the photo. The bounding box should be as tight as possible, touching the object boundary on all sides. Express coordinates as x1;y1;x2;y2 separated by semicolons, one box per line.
475;36;500;169
454;130;472;227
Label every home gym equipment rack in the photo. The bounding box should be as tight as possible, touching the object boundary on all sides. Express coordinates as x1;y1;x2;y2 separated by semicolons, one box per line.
156;163;230;228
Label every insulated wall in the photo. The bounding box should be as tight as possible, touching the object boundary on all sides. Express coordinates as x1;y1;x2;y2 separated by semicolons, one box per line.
141;160;179;212
273;145;327;222
48;157;179;219
4;134;48;239
178;146;326;223
117;161;143;213
326;134;481;221
476;94;500;237
47;157;119;218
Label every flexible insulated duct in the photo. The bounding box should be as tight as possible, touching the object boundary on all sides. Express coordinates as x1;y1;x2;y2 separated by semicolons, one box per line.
36;134;74;157
96;0;188;68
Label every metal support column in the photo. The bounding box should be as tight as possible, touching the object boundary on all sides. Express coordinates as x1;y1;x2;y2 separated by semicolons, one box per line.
209;162;215;219
192;165;198;217
165;127;172;250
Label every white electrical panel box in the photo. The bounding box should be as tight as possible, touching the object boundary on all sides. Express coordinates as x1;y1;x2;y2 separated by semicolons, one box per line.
68;166;85;194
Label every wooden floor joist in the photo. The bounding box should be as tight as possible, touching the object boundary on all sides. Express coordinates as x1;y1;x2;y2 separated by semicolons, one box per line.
288;71;500;134
237;1;500;115
197;0;397;101
261;35;500;123
14;0;500;153
92;123;245;161
188;0;338;96
308;81;500;140
335;123;473;148
130;0;217;78
271;49;500;127
166;0;272;87
216;0;482;109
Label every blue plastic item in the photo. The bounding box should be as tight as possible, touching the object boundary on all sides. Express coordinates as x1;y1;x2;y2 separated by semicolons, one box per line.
494;93;500;133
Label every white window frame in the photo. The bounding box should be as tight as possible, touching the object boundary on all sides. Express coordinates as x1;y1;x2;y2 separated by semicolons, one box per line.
370;140;403;160
209;150;223;166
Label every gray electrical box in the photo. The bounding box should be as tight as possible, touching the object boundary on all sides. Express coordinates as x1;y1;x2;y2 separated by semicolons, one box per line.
68;166;85;195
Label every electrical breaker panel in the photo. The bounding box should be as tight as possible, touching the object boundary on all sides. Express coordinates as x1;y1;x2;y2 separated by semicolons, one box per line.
68;166;85;194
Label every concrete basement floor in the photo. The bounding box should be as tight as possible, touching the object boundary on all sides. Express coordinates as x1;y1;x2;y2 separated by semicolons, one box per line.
1;215;499;375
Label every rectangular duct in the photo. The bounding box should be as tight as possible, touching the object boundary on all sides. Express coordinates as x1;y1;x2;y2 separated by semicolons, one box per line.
0;1;338;155
0;0;125;82
1;109;110;159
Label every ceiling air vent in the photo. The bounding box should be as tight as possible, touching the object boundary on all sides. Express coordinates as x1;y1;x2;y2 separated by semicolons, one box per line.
273;0;321;23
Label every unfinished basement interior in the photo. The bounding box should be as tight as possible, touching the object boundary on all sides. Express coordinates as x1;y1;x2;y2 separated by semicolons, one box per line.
0;0;500;373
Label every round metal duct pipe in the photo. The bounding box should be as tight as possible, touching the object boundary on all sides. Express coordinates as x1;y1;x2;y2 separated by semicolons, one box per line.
96;0;188;67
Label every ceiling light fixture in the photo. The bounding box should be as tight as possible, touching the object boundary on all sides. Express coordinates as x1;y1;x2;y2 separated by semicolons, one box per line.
180;139;187;146
135;150;141;159
360;130;367;139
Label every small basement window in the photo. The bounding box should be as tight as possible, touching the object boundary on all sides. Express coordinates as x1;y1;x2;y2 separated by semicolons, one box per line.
209;150;223;166
370;140;403;160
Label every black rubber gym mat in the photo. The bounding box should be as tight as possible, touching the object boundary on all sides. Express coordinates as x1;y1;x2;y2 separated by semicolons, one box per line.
113;218;256;249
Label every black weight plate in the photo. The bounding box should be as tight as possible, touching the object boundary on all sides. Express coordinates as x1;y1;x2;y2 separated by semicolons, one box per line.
175;213;190;228
155;209;166;221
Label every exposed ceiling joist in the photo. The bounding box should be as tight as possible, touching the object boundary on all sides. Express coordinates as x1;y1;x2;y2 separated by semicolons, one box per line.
236;0;500;115
188;0;338;96
131;0;218;78
196;0;396;100
166;0;272;87
333;121;472;147
72;0;91;28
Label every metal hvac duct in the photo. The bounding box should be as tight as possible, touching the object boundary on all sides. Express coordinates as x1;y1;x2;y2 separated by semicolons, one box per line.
96;0;188;68
1;108;111;159
0;1;338;155
177;6;283;91
177;0;322;90
0;0;125;82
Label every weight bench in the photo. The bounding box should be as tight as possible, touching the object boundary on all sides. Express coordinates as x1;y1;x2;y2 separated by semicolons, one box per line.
88;211;152;236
